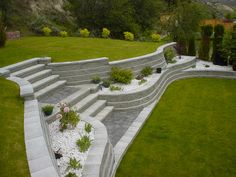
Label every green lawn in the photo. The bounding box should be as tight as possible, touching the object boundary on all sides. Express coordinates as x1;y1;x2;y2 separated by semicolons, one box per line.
0;37;161;67
116;78;236;177
0;78;30;177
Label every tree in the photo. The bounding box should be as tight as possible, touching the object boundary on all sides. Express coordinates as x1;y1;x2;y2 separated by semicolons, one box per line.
188;35;196;56
212;24;225;65
231;25;236;70
199;25;213;60
0;13;6;48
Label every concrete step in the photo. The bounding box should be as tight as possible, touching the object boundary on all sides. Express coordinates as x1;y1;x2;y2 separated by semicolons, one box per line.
83;100;107;117
11;64;45;77
62;88;90;106
24;69;52;83
67;76;110;86
32;75;59;92
75;93;98;113
35;80;66;99
94;106;114;121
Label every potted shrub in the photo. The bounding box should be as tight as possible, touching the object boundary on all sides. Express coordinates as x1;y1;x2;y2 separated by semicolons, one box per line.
42;105;54;116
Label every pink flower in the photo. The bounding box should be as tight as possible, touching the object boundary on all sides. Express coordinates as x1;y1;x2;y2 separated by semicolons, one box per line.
56;114;62;119
64;107;70;113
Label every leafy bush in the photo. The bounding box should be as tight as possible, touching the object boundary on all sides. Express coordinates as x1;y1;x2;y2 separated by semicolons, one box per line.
139;79;147;85
85;123;92;133
91;76;101;84
199;25;213;60
76;135;91;152
124;32;134;41
141;66;153;77
66;157;82;171
60;31;68;37
110;85;122;91
151;34;161;42
57;102;80;132
110;67;133;84
0;18;6;48
65;172;77;177
42;105;54;116
102;79;111;88
164;48;176;63
136;74;144;80
80;28;90;38
102;28;111;38
42;27;52;36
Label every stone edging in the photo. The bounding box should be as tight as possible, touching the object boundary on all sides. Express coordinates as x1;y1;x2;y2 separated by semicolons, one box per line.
111;69;236;176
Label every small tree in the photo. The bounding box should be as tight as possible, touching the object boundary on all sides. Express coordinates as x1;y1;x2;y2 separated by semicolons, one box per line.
188;35;196;56
176;28;187;55
212;24;225;65
0;14;6;48
199;25;213;60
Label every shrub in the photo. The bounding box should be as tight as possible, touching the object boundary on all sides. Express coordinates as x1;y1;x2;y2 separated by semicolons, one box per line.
60;31;68;37
102;28;110;38
138;79;147;85
110;67;133;84
42;27;52;36
76;135;91;152
151;34;161;42
57;102;80;132
110;85;122;91
42;105;54;116
102;79;111;88
199;25;213;60
85;123;92;133
136;74;144;80
188;35;196;56
0;18;6;48
141;66;153;77
164;48;176;63
91;76;101;84
124;32;134;41
65;172;77;177
80;28;90;38
66;157;82;171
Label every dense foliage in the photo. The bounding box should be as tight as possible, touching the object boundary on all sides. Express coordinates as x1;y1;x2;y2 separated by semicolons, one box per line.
110;67;133;84
0;14;6;48
199;25;213;60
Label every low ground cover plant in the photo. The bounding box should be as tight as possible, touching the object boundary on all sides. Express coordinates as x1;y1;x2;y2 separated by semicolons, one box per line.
141;66;153;77
84;123;92;133
91;76;101;84
80;28;90;38
65;172;77;177
66;157;82;171
110;67;133;84
42;105;54;116
124;32;134;41
76;135;92;152
139;79;147;85
57;102;80;132
110;85;123;91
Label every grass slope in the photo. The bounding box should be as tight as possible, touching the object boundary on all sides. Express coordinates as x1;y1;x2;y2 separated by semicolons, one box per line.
0;78;30;177
116;78;236;177
0;37;161;67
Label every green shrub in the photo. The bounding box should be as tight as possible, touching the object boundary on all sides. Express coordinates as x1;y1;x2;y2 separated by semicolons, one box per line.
102;28;110;38
85;123;92;133
139;79;147;85
80;28;90;38
164;48;176;63
151;34;161;42
110;67;133;84
76;135;92;152
110;85;122;91
42;27;52;36
124;31;134;41
91;76;101;84
102;79;111;88
60;31;68;37
65;172;77;177
66;157;82;171
42;105;54;116
58;103;80;132
141;66;153;77
0;19;6;48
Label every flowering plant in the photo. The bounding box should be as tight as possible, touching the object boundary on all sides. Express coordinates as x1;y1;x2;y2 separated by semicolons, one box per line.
57;102;80;132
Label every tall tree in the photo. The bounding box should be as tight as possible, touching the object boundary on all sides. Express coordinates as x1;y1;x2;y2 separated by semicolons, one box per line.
199;25;213;61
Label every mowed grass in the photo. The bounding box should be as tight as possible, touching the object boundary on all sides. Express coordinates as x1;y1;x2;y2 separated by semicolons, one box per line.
116;78;236;177
0;37;161;67
0;78;30;177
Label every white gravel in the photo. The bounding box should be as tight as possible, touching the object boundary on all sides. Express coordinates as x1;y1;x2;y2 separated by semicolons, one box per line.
49;119;94;177
194;60;233;71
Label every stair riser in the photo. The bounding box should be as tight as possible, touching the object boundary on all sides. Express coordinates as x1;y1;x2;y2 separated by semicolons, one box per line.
77;96;98;113
67;90;91;106
33;76;59;92
16;66;45;78
28;71;52;83
90;102;106;117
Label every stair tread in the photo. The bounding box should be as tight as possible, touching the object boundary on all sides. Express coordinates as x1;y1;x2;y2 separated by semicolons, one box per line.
83;100;106;116
32;75;59;89
11;64;44;76
24;69;52;82
62;88;90;106
35;80;66;98
95;106;114;121
75;93;98;112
